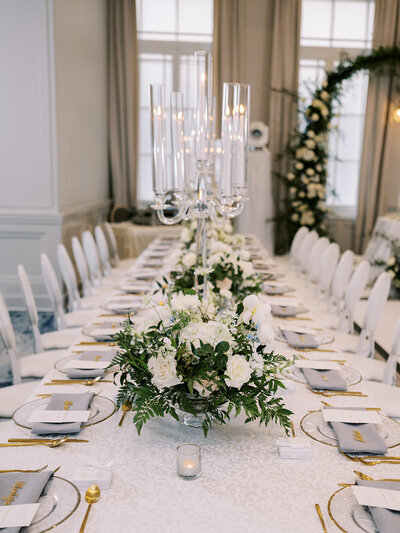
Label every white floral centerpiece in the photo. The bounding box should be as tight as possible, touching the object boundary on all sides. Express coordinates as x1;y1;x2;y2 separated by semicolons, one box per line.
112;293;292;436
167;241;262;302
181;219;245;251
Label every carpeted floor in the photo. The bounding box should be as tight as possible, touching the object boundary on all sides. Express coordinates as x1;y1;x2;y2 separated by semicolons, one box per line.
0;311;56;387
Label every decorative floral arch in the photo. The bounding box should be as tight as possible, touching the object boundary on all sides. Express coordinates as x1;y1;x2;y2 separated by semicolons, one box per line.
278;45;400;245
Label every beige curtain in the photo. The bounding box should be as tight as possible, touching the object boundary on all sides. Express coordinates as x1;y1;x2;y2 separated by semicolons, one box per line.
212;0;245;136
107;0;138;207
212;0;301;252
268;0;301;253
355;0;400;252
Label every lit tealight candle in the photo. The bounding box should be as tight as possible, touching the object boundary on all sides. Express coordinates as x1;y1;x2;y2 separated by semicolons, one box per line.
177;444;201;480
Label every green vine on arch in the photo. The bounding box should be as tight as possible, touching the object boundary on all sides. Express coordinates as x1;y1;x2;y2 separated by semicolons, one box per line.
276;45;400;248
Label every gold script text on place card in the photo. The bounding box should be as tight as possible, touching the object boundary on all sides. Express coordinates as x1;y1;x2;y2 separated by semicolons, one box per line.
1;481;26;505
64;400;73;410
94;356;102;361
322;375;329;381
352;430;365;443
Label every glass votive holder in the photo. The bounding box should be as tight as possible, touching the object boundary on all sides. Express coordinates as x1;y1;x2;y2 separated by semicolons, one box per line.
176;443;201;480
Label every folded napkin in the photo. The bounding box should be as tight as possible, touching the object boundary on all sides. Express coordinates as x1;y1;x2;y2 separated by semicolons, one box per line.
356;480;400;533
282;330;319;349
263;284;286;295
326;406;388;455
271;305;297;317
0;471;53;533
66;349;116;379
302;368;347;391
276;437;312;460
31;392;94;435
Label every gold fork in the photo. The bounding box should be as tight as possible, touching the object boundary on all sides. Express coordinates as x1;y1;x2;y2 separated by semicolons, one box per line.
0;436;72;448
340;451;400;465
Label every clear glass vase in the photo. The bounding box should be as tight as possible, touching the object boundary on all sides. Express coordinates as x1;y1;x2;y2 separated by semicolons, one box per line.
180;394;210;428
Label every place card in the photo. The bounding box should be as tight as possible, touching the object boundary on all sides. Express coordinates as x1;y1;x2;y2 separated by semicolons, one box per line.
295;361;340;370
28;410;90;424
322;409;382;424
352;485;400;511
276;437;313;460
0;504;40;528
65;359;110;370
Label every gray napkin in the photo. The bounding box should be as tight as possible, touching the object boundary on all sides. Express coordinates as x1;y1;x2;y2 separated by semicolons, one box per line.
302;368;347;391
0;471;53;533
89;321;120;341
282;330;318;349
31;392;94;435
330;419;387;455
357;480;400;533
263;284;285;295
271;305;297;317
66;349;116;379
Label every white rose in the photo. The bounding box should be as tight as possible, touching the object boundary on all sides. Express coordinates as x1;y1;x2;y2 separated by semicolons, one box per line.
257;323;275;344
311;113;319;121
225;354;252;389
291;213;299;222
287;172;295;180
220;288;233;300
305;139;316;149
307;130;315;138
170;293;200;311
295;162;304;170
238;260;254;278
182;251;197;268
148;354;182;391
306;168;315;176
216;277;232;291
180;227;192;243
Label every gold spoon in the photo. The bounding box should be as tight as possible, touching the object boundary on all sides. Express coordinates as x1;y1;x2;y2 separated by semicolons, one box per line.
118;401;132;426
79;484;101;533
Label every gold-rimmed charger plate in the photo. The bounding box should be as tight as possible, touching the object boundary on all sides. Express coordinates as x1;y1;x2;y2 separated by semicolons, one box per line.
284;365;361;387
12;396;116;431
275;329;335;346
24;475;80;533
300;409;400;449
54;352;117;375
327;484;380;533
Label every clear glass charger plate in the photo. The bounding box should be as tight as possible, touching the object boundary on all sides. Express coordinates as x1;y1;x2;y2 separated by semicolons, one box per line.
100;301;141;314
300;409;400;448
12;396;116;431
21;476;80;533
81;324;121;341
263;285;295;295
328;485;380;533
54;353;117;375
275;329;335;346
271;305;309;317
114;283;151;295
284;365;361;387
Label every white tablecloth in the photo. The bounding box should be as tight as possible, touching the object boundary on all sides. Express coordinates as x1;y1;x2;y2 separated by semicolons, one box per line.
1;238;398;532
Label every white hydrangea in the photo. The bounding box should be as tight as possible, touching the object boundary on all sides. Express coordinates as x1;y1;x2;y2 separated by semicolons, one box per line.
296;147;315;161
295;162;304;170
180;320;235;351
170;293;200;311
181;251;197;268
305;139;316;149
148;346;182;391
287;172;295;180
300;211;315;226
180;227;193;243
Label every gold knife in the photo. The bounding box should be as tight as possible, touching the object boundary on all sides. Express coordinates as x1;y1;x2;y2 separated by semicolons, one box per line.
8;438;88;443
315;503;327;533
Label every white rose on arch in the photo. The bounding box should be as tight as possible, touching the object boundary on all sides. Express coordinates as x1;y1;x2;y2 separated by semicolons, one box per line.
180;227;192;243
225;354;252;389
181;251;197;268
148;354;182;391
216;277;232;291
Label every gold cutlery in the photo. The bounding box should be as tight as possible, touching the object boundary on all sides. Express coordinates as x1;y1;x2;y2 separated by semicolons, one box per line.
307;387;367;397
0;436;73;448
45;377;112;386
8;438;88;444
290;421;296;438
76;341;116;346
354;470;400;482
118;401;132;427
279;317;313;321
292;347;338;353
340;451;400;465
315;503;328;533
79;484;101;533
320;401;380;411
0;465;49;473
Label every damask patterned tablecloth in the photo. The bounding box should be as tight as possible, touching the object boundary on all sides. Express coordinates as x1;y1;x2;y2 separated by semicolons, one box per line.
1;243;398;532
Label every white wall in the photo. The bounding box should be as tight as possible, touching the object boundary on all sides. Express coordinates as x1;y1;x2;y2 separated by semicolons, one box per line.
0;0;109;310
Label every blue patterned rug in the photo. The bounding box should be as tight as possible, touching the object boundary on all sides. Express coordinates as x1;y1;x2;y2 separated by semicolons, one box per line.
0;311;56;387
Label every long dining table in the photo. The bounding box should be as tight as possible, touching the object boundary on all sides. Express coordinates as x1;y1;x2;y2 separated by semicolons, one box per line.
1;235;399;533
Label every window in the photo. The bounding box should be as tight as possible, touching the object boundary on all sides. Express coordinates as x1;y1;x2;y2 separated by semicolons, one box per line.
299;0;374;213
136;0;214;204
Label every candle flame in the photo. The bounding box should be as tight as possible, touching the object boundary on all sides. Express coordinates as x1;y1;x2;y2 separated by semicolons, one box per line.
225;105;230;117
157;105;162;117
177;111;183;120
200;72;206;82
239;104;245;115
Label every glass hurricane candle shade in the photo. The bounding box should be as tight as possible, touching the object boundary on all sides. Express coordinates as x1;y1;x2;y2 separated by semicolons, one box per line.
170;92;186;195
176;443;201;480
149;84;168;198
234;83;250;198
194;51;212;162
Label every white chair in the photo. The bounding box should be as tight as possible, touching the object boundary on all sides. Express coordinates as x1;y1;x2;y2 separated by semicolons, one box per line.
104;222;120;266
289;226;309;267
315;242;340;300
95;225;112;276
82;230;104;285
296;231;319;274
72;236;112;298
337;260;371;334
57;244;105;312
18;264;80;352
345;315;400;386
0;292;64;417
330;271;391;358
327;250;354;314
307;237;329;285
